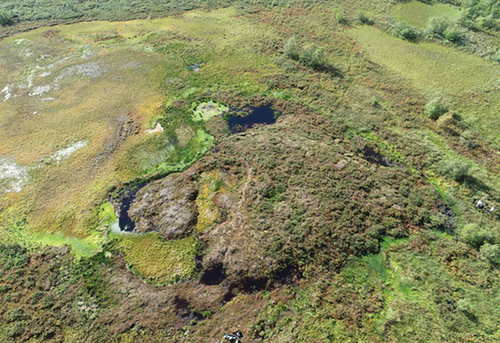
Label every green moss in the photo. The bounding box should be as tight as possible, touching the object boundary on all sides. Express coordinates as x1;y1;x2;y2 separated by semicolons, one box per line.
114;233;198;284
192;100;228;122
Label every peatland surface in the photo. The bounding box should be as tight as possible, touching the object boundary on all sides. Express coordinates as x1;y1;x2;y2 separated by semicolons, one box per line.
3;0;500;342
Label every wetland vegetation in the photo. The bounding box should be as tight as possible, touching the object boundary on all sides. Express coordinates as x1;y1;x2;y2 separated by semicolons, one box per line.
3;0;500;342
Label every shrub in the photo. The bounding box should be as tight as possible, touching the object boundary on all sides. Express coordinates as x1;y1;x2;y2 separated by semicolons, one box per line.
480;243;500;265
365;238;379;253
482;14;497;30
428;17;449;36
440;160;471;182
389;227;409;238
299;43;325;68
475;15;497;30
6;321;24;337
394;21;419;41
334;9;349;25
0;10;12;26
457;13;477;30
456;298;471;312
493;50;500;62
444;27;461;43
357;11;374;25
424;96;448;120
459;130;479;148
283;36;299;60
284;38;325;69
460;223;493;249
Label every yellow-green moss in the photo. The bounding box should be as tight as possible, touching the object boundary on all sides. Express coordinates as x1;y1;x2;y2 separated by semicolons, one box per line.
194;170;237;232
98;202;118;227
115;233;198;284
195;171;223;232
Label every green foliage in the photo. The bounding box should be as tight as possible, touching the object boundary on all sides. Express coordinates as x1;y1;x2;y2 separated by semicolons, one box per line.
3;2;500;341
452;0;500;30
493;50;500;62
123;104;215;178
424;96;448;120
357;11;374;25
115;234;199;284
482;14;497;29
460;223;493;248
459;129;479;148
283;37;325;69
69;252;113;303
457;12;477;30
440;160;472;182
0;0;238;27
191;100;228;122
333;8;349;25
0;244;101;341
394;21;420;41
444;26;461;43
480;243;500;265
299;43;325;68
428;17;450;36
97;202;117;227
283;36;299;60
390;1;461;29
252;234;500;342
0;10;12;26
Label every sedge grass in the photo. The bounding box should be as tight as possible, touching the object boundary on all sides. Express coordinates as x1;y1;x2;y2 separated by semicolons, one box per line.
349;25;500;94
390;1;461;29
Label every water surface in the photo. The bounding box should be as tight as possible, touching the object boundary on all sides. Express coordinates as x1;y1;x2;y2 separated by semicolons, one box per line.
227;105;278;133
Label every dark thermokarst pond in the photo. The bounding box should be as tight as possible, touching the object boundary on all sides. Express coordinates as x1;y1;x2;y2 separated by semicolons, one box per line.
117;184;145;232
227;105;278;133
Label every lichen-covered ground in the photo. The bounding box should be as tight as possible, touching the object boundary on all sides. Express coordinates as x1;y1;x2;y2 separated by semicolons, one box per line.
3;1;500;342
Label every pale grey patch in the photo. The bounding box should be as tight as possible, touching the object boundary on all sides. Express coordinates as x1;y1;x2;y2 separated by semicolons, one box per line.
0;157;28;194
51;141;88;163
29;85;51;96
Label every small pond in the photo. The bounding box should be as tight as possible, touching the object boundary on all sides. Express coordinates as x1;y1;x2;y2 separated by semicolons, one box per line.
226;105;278;133
116;183;146;232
